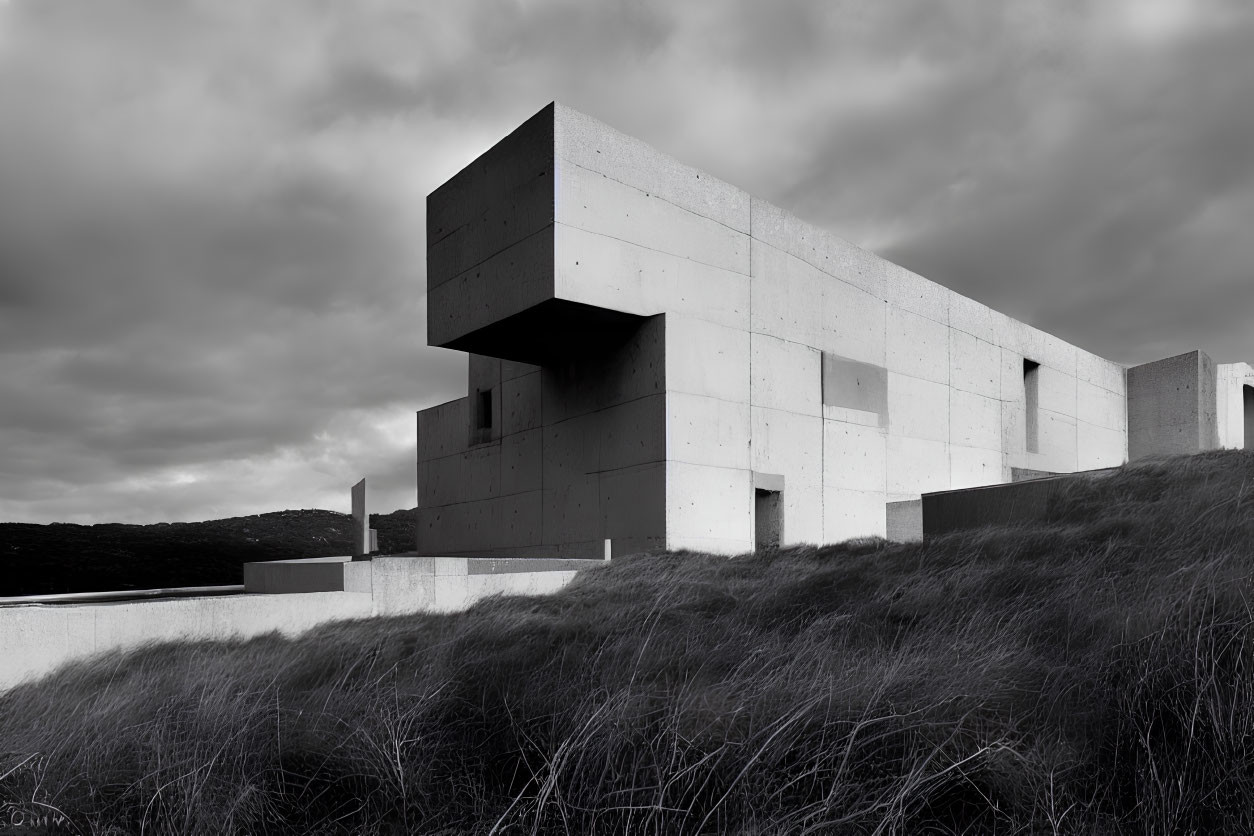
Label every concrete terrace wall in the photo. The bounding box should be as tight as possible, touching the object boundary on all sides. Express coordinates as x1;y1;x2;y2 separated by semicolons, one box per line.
2;558;598;692
419;102;1129;555
1;592;370;692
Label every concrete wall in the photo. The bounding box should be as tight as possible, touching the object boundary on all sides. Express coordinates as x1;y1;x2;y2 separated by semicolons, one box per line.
554;103;1126;549
2;557;601;691
426;106;555;351
886;499;923;542
743;200;1128;547
1127;351;1219;460
420;102;1131;555
1217;362;1254;450
0;592;372;691
417;318;667;558
922;476;1073;537
920;469;1116;537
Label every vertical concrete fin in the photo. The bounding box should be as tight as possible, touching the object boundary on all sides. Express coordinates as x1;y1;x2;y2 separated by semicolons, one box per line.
351;478;369;560
1198;350;1219;451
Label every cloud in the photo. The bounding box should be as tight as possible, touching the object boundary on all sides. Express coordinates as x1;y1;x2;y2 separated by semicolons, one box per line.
0;0;470;522
0;0;1251;523
870;2;1254;363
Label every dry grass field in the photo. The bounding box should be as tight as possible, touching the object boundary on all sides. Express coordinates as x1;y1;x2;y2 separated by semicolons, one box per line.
3;450;1254;833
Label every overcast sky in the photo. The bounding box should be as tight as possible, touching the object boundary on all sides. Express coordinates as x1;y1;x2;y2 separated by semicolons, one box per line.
1;0;1252;524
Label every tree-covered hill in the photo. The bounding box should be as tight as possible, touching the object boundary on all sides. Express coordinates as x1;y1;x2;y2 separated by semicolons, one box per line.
0;508;416;595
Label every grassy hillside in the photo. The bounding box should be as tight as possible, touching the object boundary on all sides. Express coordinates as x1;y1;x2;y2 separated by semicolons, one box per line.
3;451;1254;833
0;508;417;596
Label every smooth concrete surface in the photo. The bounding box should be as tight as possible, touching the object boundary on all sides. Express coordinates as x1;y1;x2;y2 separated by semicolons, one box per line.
885;499;923;542
426;104;556;351
351;479;369;559
0;585;244;605
1011;467;1062;482
0;591;373;692
3;556;605;692
243;555;373;594
418;316;667;559
368;557;591;616
920;469;1116;538
1127;351;1219;460
1217;363;1254;449
421;102;1254;557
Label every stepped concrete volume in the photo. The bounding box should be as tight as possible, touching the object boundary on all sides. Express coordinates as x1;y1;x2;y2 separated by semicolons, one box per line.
417;102;1254;554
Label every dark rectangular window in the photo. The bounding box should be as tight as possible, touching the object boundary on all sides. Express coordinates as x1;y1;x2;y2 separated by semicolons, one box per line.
475;389;493;430
1024;360;1040;454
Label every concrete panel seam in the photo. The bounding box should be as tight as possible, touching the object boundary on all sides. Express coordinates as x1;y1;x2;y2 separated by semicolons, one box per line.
752;238;891;309
553;221;750;278
436;223;555;291
557;158;751;239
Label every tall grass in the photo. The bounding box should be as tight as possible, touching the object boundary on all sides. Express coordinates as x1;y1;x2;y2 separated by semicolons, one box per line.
4;450;1254;833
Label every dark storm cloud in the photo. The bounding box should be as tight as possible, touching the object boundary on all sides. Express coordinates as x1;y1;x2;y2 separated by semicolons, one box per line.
0;0;1251;522
743;0;1254;364
0;0;473;521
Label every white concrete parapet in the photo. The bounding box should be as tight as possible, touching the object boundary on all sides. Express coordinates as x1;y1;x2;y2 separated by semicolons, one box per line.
0;591;373;692
243;554;604;615
1;556;605;692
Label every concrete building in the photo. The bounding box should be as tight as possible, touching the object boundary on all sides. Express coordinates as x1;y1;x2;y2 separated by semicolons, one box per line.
417;103;1254;556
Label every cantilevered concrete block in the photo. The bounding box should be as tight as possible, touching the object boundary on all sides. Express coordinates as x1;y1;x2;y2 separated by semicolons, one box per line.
418;103;1246;558
428;103;748;366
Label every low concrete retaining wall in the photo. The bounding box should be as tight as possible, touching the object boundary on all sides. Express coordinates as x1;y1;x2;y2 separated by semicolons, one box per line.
885;499;923;542
1;556;604;692
921;469;1116;537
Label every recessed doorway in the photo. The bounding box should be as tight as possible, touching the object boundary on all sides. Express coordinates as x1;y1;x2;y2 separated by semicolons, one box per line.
755;489;782;550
